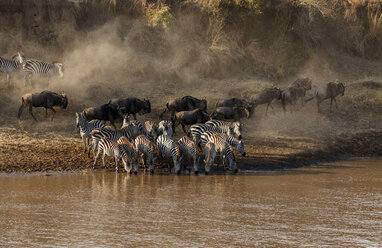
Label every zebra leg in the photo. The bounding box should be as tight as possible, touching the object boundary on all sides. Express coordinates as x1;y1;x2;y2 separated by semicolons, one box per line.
102;152;106;168
93;149;101;169
114;156;119;173
6;73;10;88
28;105;38;121
82;137;87;153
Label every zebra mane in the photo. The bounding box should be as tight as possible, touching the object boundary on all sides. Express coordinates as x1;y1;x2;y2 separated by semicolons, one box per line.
10;52;24;59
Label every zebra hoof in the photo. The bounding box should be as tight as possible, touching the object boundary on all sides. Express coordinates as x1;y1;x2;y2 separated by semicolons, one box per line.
150;169;154;174
194;171;199;175
129;170;133;174
176;170;180;175
234;169;238;173
134;171;138;175
205;171;209;175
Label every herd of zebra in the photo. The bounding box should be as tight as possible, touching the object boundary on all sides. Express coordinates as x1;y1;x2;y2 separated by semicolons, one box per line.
76;112;244;174
0;52;63;88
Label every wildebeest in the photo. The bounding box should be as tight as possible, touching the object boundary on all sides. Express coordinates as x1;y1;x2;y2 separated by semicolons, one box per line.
82;103;122;129
305;81;345;112
215;98;248;108
290;78;312;90
17;91;68;121
109;97;151;120
173;108;210;134
249;87;281;115
212;105;252;121
159;96;207;120
280;86;306;113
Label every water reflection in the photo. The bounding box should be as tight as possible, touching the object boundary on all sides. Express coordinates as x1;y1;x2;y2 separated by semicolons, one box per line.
0;158;381;247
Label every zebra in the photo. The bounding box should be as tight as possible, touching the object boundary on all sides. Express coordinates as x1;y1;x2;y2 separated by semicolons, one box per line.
178;136;200;174
122;114;143;132
203;132;238;173
205;120;242;139
23;59;64;87
117;137;139;174
93;137;129;172
157;135;182;174
158;120;173;138
204;141;216;174
90;125;140;156
134;134;156;173
200;131;246;156
0;52;25;88
143;121;159;141
189;123;239;149
75;112;104;156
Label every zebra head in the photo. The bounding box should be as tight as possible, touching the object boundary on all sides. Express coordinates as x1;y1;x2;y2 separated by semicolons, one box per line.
230;121;242;140
53;62;64;78
122;114;130;127
236;140;246;156
203;142;216;174
12;52;26;64
75;112;84;128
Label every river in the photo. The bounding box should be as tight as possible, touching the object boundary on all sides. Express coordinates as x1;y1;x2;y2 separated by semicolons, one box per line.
0;158;381;247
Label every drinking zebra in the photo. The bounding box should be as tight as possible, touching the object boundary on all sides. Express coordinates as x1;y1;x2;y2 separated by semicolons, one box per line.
205;120;243;139
134;134;156;173
189;123;240;149
178;136;199;174
75;112;104;156
93;137;129;172
204;141;216;174
90;125;140;156
202;132;238;173
117;137;139;174
157;135;182;174
200;131;246;156
23;59;64;87
0;52;25;87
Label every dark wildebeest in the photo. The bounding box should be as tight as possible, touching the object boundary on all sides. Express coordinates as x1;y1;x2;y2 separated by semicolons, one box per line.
82;103;122;129
173;109;210;134
159;96;207;120
249;87;281;115
290;78;312;90
109;97;151;120
280;86;306;113
17;91;68;121
212;105;252;121
215;98;248;108
305;81;345;113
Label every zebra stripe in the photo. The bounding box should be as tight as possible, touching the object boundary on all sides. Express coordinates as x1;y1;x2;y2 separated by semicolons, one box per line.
143;121;159;141
90;125;140;156
205;120;242;139
158;120;173;138
157;135;182;173
203;133;237;173
23;59;64;86
93;137;128;172
117;137;139;174
0;53;25;87
178;136;199;173
200;131;246;156
122;115;143;132
189;123;230;147
134;134;155;173
76;112;104;156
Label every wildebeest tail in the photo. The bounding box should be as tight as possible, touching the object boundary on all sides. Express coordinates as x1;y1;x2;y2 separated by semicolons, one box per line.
17;97;26;119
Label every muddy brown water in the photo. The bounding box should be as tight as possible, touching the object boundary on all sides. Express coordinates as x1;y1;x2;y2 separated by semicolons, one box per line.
0;158;381;247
